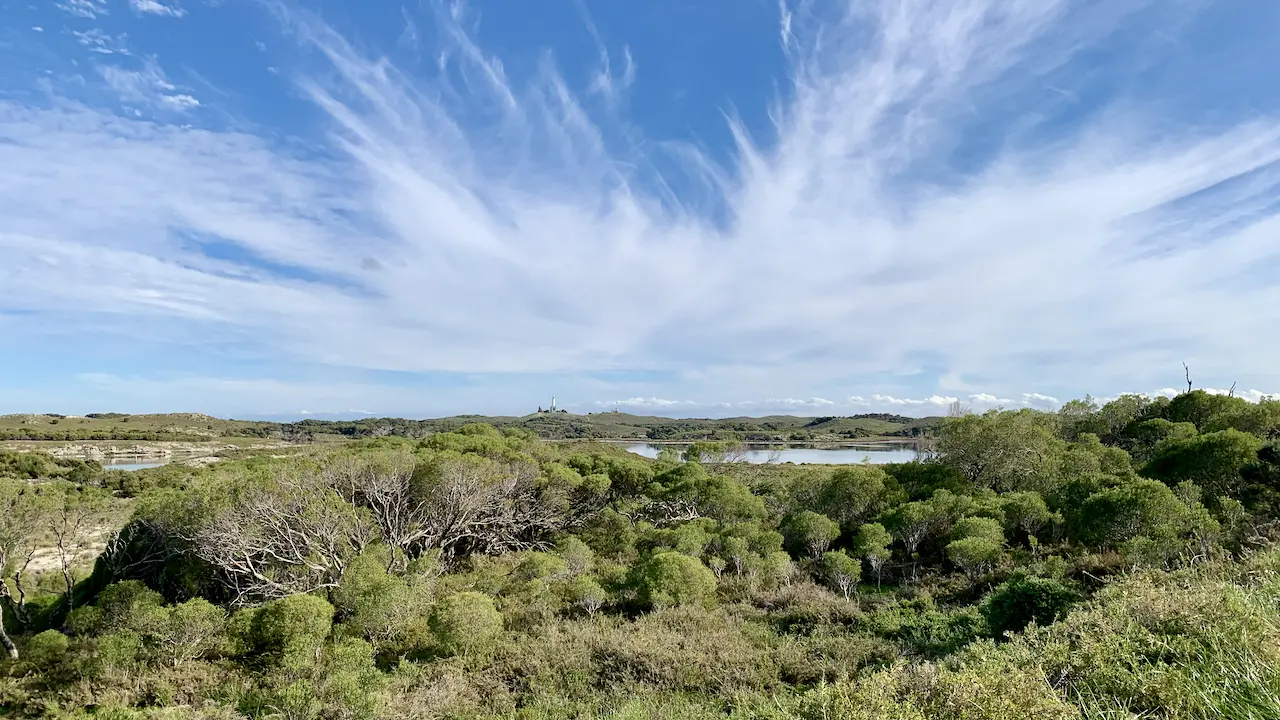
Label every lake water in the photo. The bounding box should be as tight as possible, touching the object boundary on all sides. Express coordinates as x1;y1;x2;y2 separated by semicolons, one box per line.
623;444;921;465
101;460;167;472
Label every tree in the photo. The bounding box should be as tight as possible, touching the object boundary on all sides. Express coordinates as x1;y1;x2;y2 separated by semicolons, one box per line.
885;502;932;580
566;575;607;616
946;517;1005;577
798;466;887;531
1058;396;1103;442
45;483;111;607
1165;390;1251;431
852;523;893;589
1095;394;1153;442
0;479;49;659
936;410;1064;492
782;511;841;560
1067;479;1193;550
999;492;1054;544
327;450;569;564
720;535;753;575
147;598;227;665
429;591;504;657
637;552;717;609
332;547;431;654
192;469;376;604
946;537;1002;577
821;550;861;600
1206;399;1280;439
1143;429;1263;500
1125;419;1198;463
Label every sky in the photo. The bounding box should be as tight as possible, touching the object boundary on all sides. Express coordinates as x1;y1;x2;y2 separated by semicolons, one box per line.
1;0;1279;420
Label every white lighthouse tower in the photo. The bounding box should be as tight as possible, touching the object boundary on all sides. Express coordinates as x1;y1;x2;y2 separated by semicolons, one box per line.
550;395;557;412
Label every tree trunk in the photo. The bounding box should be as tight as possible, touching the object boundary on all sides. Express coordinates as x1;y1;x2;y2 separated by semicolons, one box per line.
0;613;17;660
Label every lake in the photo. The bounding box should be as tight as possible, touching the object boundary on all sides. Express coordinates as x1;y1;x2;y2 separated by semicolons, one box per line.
622;444;922;465
102;460;167;472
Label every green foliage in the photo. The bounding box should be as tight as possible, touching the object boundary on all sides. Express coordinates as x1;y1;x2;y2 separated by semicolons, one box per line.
946;537;1002;577
636;552;717;609
1143;428;1264;499
7;396;1280;718
1067;478;1194;549
819;550;861;600
998;491;1053;540
951;516;1005;544
982;575;1080;636
794;465;887;531
1164;389;1253;431
852;522;893;587
249;594;334;662
429;591;504;657
782;511;841;560
566;575;608;616
937;410;1064;491
23;630;69;669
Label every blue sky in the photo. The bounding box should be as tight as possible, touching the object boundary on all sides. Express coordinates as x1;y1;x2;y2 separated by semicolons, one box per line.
2;0;1279;419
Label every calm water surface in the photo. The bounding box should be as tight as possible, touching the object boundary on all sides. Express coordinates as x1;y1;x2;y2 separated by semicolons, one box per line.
102;460;167;471
623;444;921;465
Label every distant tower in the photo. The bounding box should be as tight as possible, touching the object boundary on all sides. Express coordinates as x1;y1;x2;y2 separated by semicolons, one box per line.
550;396;557;412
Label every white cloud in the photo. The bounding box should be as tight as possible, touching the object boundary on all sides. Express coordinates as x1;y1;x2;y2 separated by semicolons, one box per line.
763;397;836;408
967;393;1007;405
98;59;199;110
1023;393;1061;407
130;0;185;17
73;29;129;55
161;94;200;109
32;26;45;33
4;0;1280;410
1203;388;1278;403
603;398;699;408
57;0;108;19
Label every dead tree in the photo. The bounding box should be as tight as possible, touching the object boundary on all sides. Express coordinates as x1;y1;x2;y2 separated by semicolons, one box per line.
327;451;569;564
190;470;376;605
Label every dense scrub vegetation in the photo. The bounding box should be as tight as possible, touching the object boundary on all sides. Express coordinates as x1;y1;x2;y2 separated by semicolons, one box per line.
1;411;939;444
2;390;1279;718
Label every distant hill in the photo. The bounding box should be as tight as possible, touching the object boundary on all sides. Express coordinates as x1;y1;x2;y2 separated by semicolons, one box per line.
0;410;943;444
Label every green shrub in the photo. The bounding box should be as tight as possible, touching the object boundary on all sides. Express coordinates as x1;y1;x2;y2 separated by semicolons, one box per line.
637;552;718;609
782;511;841;560
23;630;69;669
819;550;861;600
95;580;164;632
982;575;1080;637
429;591;504;657
249;594;334;662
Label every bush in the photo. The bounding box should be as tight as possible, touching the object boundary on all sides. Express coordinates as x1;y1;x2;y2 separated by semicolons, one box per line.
982;575;1080;637
820;550;862;600
429;591;504;657
23;630;69;669
783;511;842;560
249;594;334;662
94;580;164;632
637;552;718;609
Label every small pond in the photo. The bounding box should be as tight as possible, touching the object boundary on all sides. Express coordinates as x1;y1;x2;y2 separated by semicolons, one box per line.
622;443;921;465
101;460;167;472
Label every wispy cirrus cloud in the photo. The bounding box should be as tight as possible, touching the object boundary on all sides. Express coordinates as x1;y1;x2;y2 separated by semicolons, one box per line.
98;59;200;110
2;0;1280;415
57;0;109;19
130;0;185;17
73;28;129;55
